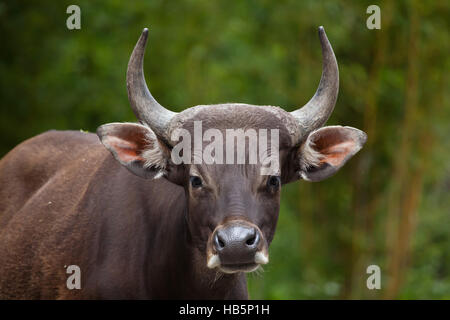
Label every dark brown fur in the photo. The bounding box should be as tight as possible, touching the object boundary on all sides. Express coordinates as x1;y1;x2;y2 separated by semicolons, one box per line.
0;130;247;299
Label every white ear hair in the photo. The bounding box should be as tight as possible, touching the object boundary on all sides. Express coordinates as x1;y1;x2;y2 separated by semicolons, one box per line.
141;129;170;179
142;130;168;170
298;136;324;172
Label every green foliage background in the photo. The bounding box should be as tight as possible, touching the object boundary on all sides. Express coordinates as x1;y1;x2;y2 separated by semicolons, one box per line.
0;0;448;299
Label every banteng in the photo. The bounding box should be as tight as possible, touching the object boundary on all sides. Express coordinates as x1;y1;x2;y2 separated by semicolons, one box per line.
0;27;366;299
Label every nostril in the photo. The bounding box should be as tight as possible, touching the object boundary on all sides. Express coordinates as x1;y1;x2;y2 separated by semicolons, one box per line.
246;235;256;246
245;230;259;247
214;233;225;250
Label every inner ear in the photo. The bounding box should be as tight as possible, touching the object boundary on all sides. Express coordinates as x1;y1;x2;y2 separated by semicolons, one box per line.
104;131;148;164
97;122;171;179
310;127;360;166
98;122;158;164
297;126;367;182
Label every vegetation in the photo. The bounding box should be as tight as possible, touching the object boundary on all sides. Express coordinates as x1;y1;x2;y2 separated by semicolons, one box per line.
0;0;448;299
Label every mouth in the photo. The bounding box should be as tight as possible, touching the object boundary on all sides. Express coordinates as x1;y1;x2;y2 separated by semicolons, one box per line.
207;251;268;274
219;263;260;274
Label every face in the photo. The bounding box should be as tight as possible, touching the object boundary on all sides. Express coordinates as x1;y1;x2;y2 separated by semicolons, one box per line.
167;113;288;274
184;163;280;274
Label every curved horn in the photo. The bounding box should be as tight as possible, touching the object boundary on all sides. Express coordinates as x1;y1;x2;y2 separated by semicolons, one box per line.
126;28;176;142
291;26;339;139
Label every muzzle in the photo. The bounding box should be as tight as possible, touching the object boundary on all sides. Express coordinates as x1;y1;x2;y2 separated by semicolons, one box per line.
206;218;269;273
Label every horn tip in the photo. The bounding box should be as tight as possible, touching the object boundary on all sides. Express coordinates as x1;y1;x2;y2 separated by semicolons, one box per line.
138;28;149;45
318;26;325;35
317;26;330;45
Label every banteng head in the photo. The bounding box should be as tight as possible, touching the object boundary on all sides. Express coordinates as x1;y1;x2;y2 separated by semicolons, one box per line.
97;27;367;274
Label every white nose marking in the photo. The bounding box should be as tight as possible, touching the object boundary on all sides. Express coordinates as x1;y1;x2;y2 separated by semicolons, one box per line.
207;254;221;269
254;251;269;265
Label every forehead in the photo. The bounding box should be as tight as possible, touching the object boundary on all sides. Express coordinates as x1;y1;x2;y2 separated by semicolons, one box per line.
168;103;301;148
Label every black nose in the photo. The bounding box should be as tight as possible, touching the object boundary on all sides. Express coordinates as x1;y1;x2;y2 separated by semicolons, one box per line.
213;224;260;265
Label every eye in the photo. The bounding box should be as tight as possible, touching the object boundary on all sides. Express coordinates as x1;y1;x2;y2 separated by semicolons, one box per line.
267;176;280;189
190;176;203;188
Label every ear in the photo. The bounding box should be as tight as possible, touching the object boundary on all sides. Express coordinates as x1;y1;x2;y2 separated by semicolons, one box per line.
288;126;367;182
97;122;173;179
